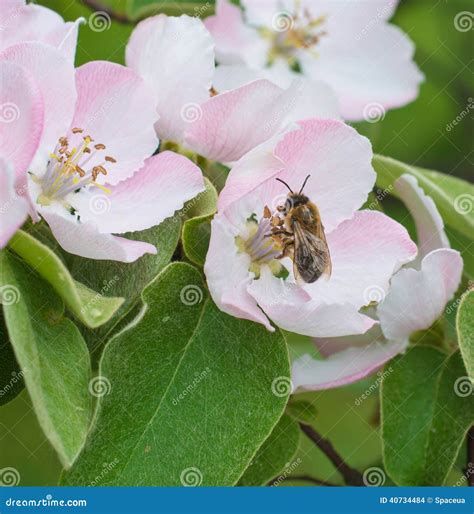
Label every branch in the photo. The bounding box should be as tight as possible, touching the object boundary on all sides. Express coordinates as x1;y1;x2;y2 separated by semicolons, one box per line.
268;474;337;487
81;0;132;24
299;422;365;486
468;426;474;487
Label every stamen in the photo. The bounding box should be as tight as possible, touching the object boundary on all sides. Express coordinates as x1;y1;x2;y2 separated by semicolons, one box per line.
235;210;287;279
33;128;116;206
263;5;327;64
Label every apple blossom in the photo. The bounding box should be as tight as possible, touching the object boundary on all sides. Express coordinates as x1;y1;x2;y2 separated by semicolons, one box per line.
205;0;424;120
0;43;204;259
125;14;339;164
0;0;81;60
292;173;463;391
204;118;417;339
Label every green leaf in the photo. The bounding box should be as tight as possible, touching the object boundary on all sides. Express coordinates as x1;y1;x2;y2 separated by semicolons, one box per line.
89;0;215;20
182;215;212;267
181;178;217;267
0;312;23;406
8;231;124;328
0;251;92;468
457;290;474;380
63;262;290;486
286;399;318;425
382;347;474;485
184;177;218;219
238;414;300;486
128;0;215;19
372;155;474;240
67;217;181;316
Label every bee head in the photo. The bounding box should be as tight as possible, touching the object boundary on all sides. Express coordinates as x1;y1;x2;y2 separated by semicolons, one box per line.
287;193;309;210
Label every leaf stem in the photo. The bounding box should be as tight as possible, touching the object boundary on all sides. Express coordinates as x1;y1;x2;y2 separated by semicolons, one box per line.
299;422;364;486
468;426;474;487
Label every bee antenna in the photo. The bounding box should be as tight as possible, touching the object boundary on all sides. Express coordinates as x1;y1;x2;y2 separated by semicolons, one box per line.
275;177;293;193
299;174;311;194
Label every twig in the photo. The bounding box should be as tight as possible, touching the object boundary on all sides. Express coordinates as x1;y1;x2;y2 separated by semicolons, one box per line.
299;422;364;486
468;426;474;487
81;0;132;24
268;474;336;486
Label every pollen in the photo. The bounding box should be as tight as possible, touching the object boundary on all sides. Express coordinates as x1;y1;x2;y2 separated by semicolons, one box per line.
263;4;327;66
34;127;117;205
235;211;287;279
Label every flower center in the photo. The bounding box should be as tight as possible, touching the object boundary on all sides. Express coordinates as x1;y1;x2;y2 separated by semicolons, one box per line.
235;213;288;279
263;6;327;66
33;127;116;207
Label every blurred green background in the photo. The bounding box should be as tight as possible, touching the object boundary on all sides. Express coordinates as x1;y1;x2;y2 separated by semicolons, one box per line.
1;0;472;486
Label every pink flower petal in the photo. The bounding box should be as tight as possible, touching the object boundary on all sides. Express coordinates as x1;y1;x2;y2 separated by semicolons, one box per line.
377;248;463;340
205;0;268;68
71;61;158;185
303;210;417;308
184;79;289;163
0;2;79;60
247;267;377;337
292;338;407;392
217;137;286;214
70;151;205;234
0;157;29;248
240;0;280;26
313;324;385;357
126;14;215;143
0;42;75;171
41;211;156;262
300;22;423;120
204;214;274;330
0;60;44;181
395;173;450;264
213;62;293;90
219;119;375;232
271;119;375;232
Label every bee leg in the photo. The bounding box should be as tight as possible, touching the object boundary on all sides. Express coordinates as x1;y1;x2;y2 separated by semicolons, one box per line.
271;228;292;236
277;237;294;259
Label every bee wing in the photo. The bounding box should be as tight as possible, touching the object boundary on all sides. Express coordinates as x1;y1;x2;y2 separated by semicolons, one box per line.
292;220;332;283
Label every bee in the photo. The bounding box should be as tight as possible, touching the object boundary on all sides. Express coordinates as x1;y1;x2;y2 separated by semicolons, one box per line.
267;175;332;283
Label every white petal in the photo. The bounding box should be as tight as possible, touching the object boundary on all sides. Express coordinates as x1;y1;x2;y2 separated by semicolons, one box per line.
377;248;463;340
126;14;215;142
41;211;156;262
395;173;450;265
